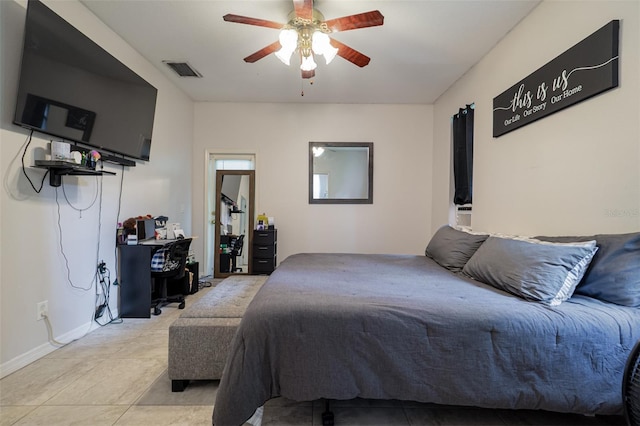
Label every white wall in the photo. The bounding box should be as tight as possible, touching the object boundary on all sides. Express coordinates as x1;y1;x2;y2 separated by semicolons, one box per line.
192;103;433;270
432;0;639;237
0;0;193;375
7;0;636;378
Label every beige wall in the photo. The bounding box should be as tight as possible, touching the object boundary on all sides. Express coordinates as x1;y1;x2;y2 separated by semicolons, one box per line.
432;0;639;236
4;0;639;377
191;103;433;273
0;0;193;374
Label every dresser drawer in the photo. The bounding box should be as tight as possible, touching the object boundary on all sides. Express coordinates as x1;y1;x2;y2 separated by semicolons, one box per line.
253;229;277;245
253;244;276;259
252;257;276;274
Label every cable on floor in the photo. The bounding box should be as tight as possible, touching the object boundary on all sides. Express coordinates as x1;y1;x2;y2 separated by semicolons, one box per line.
94;262;122;326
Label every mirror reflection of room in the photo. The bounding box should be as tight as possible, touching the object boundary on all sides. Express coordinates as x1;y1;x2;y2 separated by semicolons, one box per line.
309;142;373;204
312;147;368;198
219;174;250;273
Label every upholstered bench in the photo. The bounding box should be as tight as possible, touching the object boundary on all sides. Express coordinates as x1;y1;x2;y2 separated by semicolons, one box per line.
168;275;267;391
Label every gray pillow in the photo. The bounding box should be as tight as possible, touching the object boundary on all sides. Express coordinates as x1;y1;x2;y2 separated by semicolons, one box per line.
536;232;640;307
462;236;598;306
425;226;488;272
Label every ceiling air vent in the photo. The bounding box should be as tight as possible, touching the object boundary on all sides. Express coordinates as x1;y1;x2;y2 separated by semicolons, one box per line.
163;61;202;78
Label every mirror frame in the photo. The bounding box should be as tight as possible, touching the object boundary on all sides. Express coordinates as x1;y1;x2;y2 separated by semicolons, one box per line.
214;170;255;278
309;142;374;204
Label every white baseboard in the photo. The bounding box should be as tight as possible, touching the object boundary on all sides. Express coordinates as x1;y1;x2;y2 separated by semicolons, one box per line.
0;318;104;379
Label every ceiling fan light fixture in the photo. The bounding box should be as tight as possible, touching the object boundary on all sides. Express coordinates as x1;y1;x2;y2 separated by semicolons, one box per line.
312;31;338;64
275;28;298;65
275;48;294;66
300;54;317;71
223;4;384;79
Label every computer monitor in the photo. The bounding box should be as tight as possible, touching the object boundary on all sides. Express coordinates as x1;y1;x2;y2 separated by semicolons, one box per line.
136;218;156;242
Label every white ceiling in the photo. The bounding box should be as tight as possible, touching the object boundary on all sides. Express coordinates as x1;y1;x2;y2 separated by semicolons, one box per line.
80;0;540;104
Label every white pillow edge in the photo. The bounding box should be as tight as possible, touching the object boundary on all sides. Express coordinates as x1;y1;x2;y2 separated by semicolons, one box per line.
452;226;596;249
491;235;597;249
451;225;488;236
548;246;599;306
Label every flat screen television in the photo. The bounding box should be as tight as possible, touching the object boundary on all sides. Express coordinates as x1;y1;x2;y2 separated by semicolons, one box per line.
13;0;158;163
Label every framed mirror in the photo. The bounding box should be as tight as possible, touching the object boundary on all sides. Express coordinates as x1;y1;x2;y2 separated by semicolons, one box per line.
309;142;373;204
214;170;255;278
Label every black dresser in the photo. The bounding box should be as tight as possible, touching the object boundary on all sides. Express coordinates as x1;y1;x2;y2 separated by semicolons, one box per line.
252;229;277;274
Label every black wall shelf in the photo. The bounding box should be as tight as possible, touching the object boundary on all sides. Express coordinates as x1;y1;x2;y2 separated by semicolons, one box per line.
34;160;115;187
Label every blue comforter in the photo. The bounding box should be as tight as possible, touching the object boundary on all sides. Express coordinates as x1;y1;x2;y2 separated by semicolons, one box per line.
213;253;640;425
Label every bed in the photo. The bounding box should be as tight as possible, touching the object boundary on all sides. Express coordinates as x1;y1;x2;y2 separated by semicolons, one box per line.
212;227;640;425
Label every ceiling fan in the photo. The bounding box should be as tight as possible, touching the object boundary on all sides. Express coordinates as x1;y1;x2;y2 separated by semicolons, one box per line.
223;0;384;79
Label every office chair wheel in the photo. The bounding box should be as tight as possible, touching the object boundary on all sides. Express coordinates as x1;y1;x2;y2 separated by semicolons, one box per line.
178;301;185;309
153;306;161;316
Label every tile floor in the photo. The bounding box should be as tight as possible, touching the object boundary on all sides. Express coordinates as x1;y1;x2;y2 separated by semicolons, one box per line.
0;283;627;426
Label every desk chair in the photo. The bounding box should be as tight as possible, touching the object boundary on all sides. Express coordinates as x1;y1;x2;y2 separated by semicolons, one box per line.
230;234;244;273
150;238;192;316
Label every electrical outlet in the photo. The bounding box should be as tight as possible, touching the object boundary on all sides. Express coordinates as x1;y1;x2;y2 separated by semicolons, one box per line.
37;301;48;321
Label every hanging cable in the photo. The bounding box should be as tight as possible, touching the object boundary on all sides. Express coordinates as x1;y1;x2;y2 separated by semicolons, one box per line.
42;314;70;347
4;131;41;200
94;163;125;325
42;309;94;347
94;261;109;319
62;176;99;218
113;164;126;287
54;176;104;292
115;163;125;226
55;186;92;291
20;131;48;193
94;173;104;288
94;262;122;325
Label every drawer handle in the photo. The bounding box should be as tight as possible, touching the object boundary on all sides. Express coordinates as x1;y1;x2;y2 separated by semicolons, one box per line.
257;260;268;264
258;247;268;250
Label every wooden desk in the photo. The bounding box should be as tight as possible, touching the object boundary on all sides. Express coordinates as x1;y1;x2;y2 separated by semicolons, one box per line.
118;237;200;318
118;238;197;317
118;242;164;318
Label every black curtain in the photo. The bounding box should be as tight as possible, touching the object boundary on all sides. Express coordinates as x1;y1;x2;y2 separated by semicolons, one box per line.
452;105;474;205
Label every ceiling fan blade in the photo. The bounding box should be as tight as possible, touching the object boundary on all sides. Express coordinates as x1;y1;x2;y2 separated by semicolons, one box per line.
329;38;371;67
293;0;313;21
324;10;384;32
223;14;284;30
243;41;281;63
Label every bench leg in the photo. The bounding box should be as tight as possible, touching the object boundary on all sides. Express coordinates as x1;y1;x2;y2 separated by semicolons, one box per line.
322;399;334;426
171;379;190;392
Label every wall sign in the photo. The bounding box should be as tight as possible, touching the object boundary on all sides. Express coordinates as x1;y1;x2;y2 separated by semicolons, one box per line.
493;20;619;138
